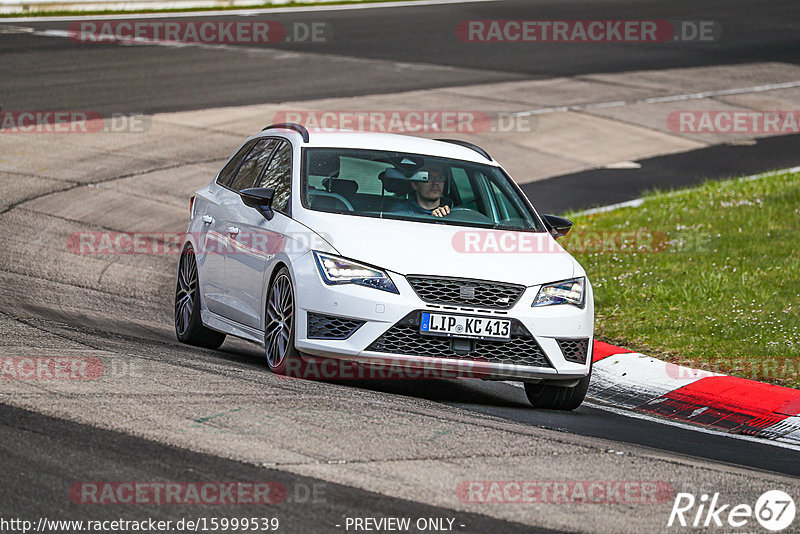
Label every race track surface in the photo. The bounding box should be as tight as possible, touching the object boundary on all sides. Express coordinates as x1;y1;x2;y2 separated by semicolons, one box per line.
2;1;800;532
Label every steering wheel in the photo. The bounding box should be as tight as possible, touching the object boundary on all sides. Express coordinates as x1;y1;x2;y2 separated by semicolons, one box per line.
444;207;493;223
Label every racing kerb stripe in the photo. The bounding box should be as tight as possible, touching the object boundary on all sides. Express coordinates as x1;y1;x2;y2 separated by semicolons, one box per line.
589;341;800;444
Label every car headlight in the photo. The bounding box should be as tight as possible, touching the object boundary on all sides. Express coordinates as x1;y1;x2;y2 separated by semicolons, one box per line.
313;251;399;294
532;277;585;308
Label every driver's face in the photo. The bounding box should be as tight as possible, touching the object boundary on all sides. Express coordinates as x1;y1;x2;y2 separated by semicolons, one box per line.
413;169;445;201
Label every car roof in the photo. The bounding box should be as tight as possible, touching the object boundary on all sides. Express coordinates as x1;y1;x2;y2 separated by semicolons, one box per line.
253;129;499;166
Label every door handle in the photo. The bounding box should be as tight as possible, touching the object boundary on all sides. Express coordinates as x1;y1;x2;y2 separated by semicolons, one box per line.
227;226;240;236
202;215;214;225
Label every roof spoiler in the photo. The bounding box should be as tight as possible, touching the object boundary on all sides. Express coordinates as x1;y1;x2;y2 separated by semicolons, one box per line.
435;139;492;161
263;122;309;143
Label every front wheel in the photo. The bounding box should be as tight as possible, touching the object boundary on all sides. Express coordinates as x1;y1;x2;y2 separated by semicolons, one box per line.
264;267;300;375
524;368;591;411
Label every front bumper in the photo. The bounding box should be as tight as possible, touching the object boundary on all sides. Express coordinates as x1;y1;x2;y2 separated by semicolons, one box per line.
291;253;593;382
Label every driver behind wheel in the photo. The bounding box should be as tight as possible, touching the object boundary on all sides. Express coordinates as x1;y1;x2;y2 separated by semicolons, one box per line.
395;164;453;217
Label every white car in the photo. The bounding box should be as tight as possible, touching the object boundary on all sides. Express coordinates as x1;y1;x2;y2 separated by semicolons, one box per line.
176;123;594;410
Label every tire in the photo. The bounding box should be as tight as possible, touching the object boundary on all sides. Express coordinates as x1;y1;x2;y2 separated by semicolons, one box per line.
524;367;591;411
175;245;226;349
264;267;301;375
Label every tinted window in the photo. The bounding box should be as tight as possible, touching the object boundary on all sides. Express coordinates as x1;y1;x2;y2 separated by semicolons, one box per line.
302;148;544;231
229;139;279;192
451;167;476;208
257;141;292;213
216;140;257;187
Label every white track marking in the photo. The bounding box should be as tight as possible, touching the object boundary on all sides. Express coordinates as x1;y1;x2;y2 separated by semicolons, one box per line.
18;27;469;74
9;23;485;75
589;352;720;409
582;401;800;452
512;80;800;117
577;198;644;216
503;381;800;450
572;165;800;216
0;0;500;22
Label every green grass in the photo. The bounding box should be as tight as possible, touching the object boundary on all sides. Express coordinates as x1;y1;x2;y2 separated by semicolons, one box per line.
564;170;800;388
0;0;413;18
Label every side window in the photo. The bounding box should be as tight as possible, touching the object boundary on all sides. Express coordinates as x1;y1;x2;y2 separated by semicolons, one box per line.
229;139;279;192
216;140;257;187
257;141;292;213
488;178;526;221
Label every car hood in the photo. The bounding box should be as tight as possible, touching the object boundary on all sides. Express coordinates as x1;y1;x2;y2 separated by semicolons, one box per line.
298;211;578;286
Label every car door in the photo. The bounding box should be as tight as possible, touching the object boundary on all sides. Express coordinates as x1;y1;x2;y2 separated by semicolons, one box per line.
198;139;258;315
210;138;280;322
224;140;293;330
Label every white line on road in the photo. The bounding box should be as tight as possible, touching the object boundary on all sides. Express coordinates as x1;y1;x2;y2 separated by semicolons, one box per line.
572;165;800;216
504;380;800;451
0;0;500;22
9;19;499;76
512;80;800;117
575;198;644;216
18;26;467;73
582;400;800;452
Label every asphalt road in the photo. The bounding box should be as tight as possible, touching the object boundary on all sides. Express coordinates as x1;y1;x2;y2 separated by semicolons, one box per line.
0;0;798;114
0;404;547;534
2;1;800;532
522;132;800;213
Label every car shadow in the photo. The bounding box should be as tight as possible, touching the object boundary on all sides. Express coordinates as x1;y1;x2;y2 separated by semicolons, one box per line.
208;339;531;408
330;376;531;409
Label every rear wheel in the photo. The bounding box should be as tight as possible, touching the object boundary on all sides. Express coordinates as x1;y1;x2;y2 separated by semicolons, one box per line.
175;246;226;349
265;267;300;375
524;368;591;411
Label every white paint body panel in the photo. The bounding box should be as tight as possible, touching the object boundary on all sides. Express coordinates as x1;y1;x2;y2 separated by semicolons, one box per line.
182;130;594;382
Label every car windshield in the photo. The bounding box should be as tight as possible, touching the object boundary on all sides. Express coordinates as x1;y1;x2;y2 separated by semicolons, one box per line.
302;148;545;231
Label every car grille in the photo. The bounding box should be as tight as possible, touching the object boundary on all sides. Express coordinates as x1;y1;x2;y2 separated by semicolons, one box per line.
366;312;552;368
307;313;365;340
405;276;525;310
557;338;590;364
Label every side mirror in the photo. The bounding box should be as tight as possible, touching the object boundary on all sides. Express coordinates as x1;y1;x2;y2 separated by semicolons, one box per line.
542;214;573;239
240;187;276;220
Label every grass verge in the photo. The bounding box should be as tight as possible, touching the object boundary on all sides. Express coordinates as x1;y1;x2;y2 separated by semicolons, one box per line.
564;169;800;388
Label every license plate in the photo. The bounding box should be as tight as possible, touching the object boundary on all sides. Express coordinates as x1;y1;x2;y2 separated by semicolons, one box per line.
420;312;511;340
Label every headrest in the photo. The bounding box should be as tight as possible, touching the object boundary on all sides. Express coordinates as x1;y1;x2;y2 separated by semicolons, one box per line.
327;179;358;198
309;192;351;212
378;170;413;194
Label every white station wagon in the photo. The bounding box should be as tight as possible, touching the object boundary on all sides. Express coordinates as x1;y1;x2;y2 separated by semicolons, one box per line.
176;123;594;410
